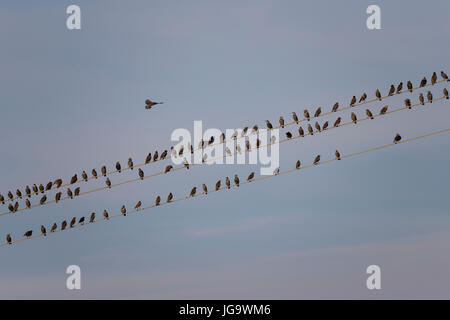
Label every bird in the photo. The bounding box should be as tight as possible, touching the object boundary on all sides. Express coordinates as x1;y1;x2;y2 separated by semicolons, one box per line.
135;201;142;210
307;124;314;135
45;182;53;191
407;81;413;92
92;169;98;179
215;180;221;191
332;102;339;112
314;122;321;132
225;147;232;156
70;174;78;184
182;158;190;170
164;165;173;173
420;77;427;87
304;109;310;121
7;191;13;201
234;175;240;187
298;126;305;137
286;132;292;139
245;141;251;151
388;85;395;96
16;189;22;199
441;71;449;81
145;153;152;164
145;99;163;109
6;234;12;244
13;202;19;212
241;127;248;137
116;161;121;173
265;120;273;130
208;136;215;145
55;192;62;203
231;131;238;140
313;155;321;165
40;195;47;205
394;133;402;144
279;116;285;128
379;105;388;115
296;160;301;169
82;171;88;181
427;91;433;103
41;225;47;236
431;72;437;85
202;184;208;194
51;223;57;232
67;188;73;199
271;135;277;144
198;139;205;149
396;82;403;93
202;153;208;163
39;184;45;193
8;203;14;213
25;199;31;208
101;166;107;176
444;88;449;99
314;107;322;118
333;117;341;127
105;178;112;189
190;187;196;197
359;93;367;103
419;93;425;105
70;217;76;228
247;172;255;181
322;121;329;131
350;96;356;106
54;179;63;188
74;187;80;196
292;112;299;124
61;220;67;230
375;89;382;101
167;193;173;202
220;133;225;143
226;177;231;189
405;98;412;109
121;205;127;216
32;184;38;195
24;230;33;238
351;112;357;124
160;150;168;159
79;217;85;225
89;212;96;223
366;109;374;119
138;168;144;180
335;150;341;160
256;138;261;148
153;151;159;161
155;196;161;206
179;145;184;156
0;194;4;204
25;186;31;197
128;158;134;170
273;167;280;175
103;210;109;220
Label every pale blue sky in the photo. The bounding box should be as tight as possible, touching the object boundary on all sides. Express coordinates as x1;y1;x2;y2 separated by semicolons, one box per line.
0;0;449;299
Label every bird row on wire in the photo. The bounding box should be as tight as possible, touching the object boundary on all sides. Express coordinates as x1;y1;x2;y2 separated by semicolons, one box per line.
2;89;445;216
2;131;408;245
1;72;447;207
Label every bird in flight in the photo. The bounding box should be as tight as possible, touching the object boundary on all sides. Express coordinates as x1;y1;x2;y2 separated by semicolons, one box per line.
145;99;163;109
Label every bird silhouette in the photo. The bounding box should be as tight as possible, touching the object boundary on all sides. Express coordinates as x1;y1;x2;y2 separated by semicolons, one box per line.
396;82;403;93
265;120;273;130
13;202;18;212
441;71;449;81
138;168;144;180
431;72;437;85
153;151;159;161
55;192;62;203
167;193;173;202
405;98;412;109
215;180;221;191
25;199;31;208
234;175;240;187
8;203;14;213
241;127;248;137
70;217;76;228
407;81;413;92
388;85;395;96
220;133;225;143
54;179;63;188
6;234;12;244
292;112;299;124
304;109;310;121
0;194;4;204
322;121;329;131
419;93;425;105
179;145;184;156
394;133;402;144
314;122;321;132
444;88;449;99
202;184;208;194
333;117;341;127
135;201;142;210
32;184;38;195
298;126;305;137
335;150;341;160
39;184;45;193
279;116;285;128
101;166;107;177
245;141;251;151
420;77;427;87
350;96;356;106
67;188;73;199
7;191;13;200
16;189;22;199
286;132;292;139
105;178;112;189
226;177;231;189
313;155;321;165
70;174;78;184
145;99;163;109
375;89;382;101
92;169;98;179
359;93;367;103
40;195;47;205
121;205;127;216
379;105;388;115
25;186;31;197
247;172;255;181
145;153;152;164
61;220;67;230
128;158;134;170
41;225;47;236
89;212;96;223
332;102;339;112
190;187;197;197
366;109;374;119
116;162;122;173
165;165;173;173
351;112;357;124
79;217;85;225
273;167;280;175
51;223;57;232
103;210;109;220
24;230;32;238
74;187;80;197
155;196;161;206
82;171;88;181
160;150;168;159
314;107;322;118
427;91;433;103
296;160;301;169
307;124;314;135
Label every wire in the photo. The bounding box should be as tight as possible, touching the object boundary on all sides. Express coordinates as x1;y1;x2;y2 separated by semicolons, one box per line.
2;76;446;205
0;93;447;217
2;125;449;247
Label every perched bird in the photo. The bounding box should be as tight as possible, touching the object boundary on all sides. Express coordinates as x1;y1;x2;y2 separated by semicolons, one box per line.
6;234;12;244
231;131;238;140
304;109;310;121
322;121;329;131
202;184;208;194
0;194;4;204
8;191;13;200
314;107;322;118
167;193;173;202
298;126;305;137
247;172;255;181
333;117;341;127
24;230;33;238
45;182;53;191
351;112;357;124
128;158;134;170
70;217;76;228
89;212;96;223
431;72;437;85
307;124;314;135
241;127;248;137
441;71;449;81
245;141;251;151
135;201;142;210
179;145;184;156
121;205;127;216
359;93;367;103
39;184;45;193
155;196;161;206
444;88;449;99
220;133;225;143
54;179;63;188
332;102;339;112
25;199;31;208
405;98;412;109
25;186;31;197
105;178;112;188
41;225;47;236
202;153;208;163
138;168;144;180
256;138;261;148
286;132;292;139
79;217;85;225
101;166;107;176
350;96;356;106
164;165;173;173
234;175;240;187
292;112;299;124
190;187;197;197
225;147;232;156
296;160;301;169
116;161;122;173
314;122;321;132
40;195;47;205
273;167;280;175
375;89;382;101
279;116;285;128
160;150;168;159
13;202;19;212
335;150;341;160
55;192;62;203
420;77;427;87
215;180;221;191
61;220;67;230
8;203;14;213
74;187;80;197
145;99;163;109
145;153;152;164
394;133;402;144
388;85;395;96
379;105;388;115
366;109;374;119
208;136;215;145
313;155;321;165
32;184;38;195
67;188;73;199
153;151;159;161
103;210;109;220
396;82;403;93
70;174;78;185
51;223;57;232
16;189;22;199
419;93;425;105
82;171;88;182
427;91;433;103
92;169;98;179
407;81;413;92
226;177;231;189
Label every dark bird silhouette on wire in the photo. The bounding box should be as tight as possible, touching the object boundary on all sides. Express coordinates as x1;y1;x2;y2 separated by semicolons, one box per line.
279;116;285;128
247;172;255;181
25;199;31;208
54;179;63;188
164;165;173;173
234;174;240;187
7;191;13;201
332;102;339;112
441;71;449;81
8;203;14;213
55;192;62;203
419;93;425;105
92;169;98;179
314;107;322;118
396;82;403;93
153;151;159;161
335;150;341;160
79;217;85;225
314;122;321;132
407;81;413;92
420;77;427;87
350;96;356;106
138;168;144;180
215;180;221;191
190;187;197;197
25;186;31;197
145;153;152;164
351;112;357;124
40;195;47;205
41;225;47;236
292;112;299;124
322;121;329;131
427;91;433;103
160;150;168;159
266;120;273;130
375;89;381;101
116;162;121;173
388;85;395;96
366;109;374;119
313;155;321;165
105;178;111;189
431;72;437;85
135;201;142;210
24;230;32;238
32;184;38;195
334;117;341;127
128;158;134;170
89;212;96;223
286;132;292;139
121;205;127;216
307;124;314;135
101;166;107;176
444;88;449;99
304;109;310;121
61;220;67;230
0;194;4;204
39;184;45;193
379;105;388;115
16;189;22;199
82;171;88;182
202;184;208;194
359;93;367;103
405;98;412;109
6;234;12;244
45;182;53;191
394;133;401;144
70;174;78;184
226;177;231;189
70;217;76;228
74;187;80;197
155;196;161;206
51;223;57;232
103;210;109;220
296;160;301;169
167;193;173;202
298;126;305;137
67;188;73;199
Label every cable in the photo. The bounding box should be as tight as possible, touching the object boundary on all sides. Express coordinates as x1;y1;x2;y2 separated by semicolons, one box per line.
2;75;446;205
2;125;449;247
0;93;447;217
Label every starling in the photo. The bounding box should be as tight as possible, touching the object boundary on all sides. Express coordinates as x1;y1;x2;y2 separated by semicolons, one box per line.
444;88;449;99
61;220;67;230
322;121;329;131
307;124;314;135
292;112;299;124
55;192;62;203
350;96;356;106
74;187;80;196
332;102;339;112
441;71;449;81
431;72;437;85
366;109;374;119
116;161;121;173
89;212;96;223
273;167;280;175
13;202;18;212
313;155;321;165
314;122;321;132
41;225;47;236
375;89;382;101
121;205;127;216
407;81;413;92
105;178;111;188
179;145;184;156
7;191;13;200
70;217;76;228
359;93;367;103
190;187;196;197
427;91;433;103
164;165;173;173
202;184;208;194
51;223;57;232
153;151;159;161
160;150;168;159
226;177;231;189
252;125;259;134
420;77;427;87
167;193;173;202
296;160;301;169
298;126;305;137
379;105;388;115
335;150;341;160
38;184;45;194
208;136;215;145
405;98;412;109
8;203;14;212
25;186;31;197
138;168;144;180
419;93;425;105
127;158;134;170
40;195;47;205
220;133;225;143
92;169;98;179
79;217;85;225
145;153;152;164
256;138;261;148
145;99;163;109
351;112;357;124
135;201;142;210
67;188;73;199
396;82;403;93
286;132;292;139
333;117;341;127
241;127;248;137
215;180;221;191
70;174;78;184
234;174;240;187
388;85;395;96
183;158;190;170
304;109;310;121
16;189;22;199
245;141;251;151
155;196;161;206
279;116;285;128
45;181;53;191
82;171;88;181
32;184;38;195
198;139;205;149
6;234;12;244
25;199;31;208
24;230;33;238
101;166;107;176
103;210;109;220
54;179;63;188
314;107;322;118
247;172;255;181
0;194;4;204
394;133;402;144
202;153;208;163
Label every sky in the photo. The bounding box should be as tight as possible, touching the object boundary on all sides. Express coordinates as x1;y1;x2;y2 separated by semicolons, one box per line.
0;0;449;299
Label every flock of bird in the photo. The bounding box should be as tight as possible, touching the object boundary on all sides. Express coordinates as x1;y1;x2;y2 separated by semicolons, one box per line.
1;70;449;245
